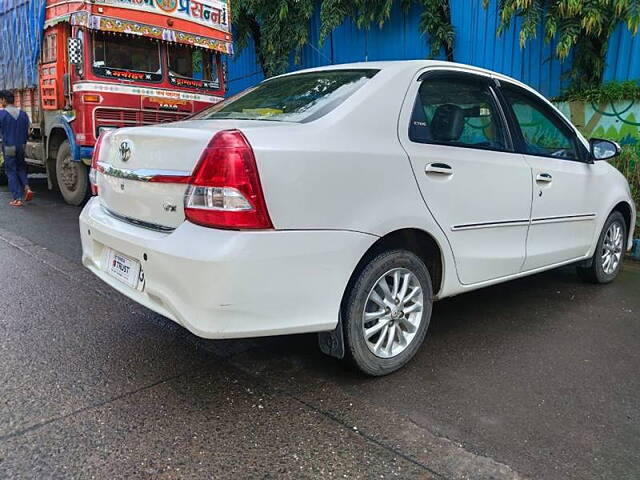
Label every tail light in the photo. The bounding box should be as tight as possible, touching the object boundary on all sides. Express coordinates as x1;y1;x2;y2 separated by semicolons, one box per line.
89;131;110;196
184;130;273;230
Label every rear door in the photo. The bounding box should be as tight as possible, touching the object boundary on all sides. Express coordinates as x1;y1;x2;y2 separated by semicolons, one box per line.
498;83;600;270
399;70;533;285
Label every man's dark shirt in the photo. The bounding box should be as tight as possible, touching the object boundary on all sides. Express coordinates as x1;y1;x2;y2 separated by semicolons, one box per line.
0;107;30;154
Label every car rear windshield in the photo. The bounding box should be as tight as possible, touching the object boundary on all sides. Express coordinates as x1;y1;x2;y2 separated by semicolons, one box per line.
195;69;379;122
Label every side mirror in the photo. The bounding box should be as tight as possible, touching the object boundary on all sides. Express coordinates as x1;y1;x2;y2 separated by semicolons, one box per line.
590;138;621;161
67;38;82;66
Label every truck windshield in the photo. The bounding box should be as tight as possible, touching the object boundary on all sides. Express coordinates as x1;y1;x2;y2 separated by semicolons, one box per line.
92;32;161;81
168;45;220;89
195;69;379;122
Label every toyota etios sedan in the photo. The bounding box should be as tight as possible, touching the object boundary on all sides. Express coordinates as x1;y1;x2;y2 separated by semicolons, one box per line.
80;61;636;375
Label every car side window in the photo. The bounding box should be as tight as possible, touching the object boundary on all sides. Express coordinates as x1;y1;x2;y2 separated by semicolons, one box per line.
409;75;508;151
502;86;579;160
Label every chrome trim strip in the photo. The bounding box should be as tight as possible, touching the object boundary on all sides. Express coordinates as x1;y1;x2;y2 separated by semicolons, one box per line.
452;213;597;231
451;219;530;231
531;213;597;224
102;205;176;233
98;161;191;182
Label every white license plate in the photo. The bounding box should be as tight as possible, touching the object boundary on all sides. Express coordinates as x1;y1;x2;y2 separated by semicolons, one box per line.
105;249;143;289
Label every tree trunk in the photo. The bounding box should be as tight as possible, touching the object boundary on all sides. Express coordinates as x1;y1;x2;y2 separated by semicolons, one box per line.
247;16;268;78
442;3;454;62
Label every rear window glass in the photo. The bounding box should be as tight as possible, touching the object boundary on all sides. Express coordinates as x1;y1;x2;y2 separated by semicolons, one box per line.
409;76;507;151
195;69;379;122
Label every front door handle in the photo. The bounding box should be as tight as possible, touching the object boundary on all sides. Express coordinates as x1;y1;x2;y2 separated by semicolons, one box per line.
536;173;553;183
425;163;453;175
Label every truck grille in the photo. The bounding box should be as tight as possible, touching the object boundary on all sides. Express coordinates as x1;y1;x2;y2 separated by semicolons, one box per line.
141;111;188;124
95;108;189;130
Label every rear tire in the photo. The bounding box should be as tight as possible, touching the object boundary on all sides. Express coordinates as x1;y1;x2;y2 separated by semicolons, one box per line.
56;140;88;206
343;250;433;376
577;211;626;284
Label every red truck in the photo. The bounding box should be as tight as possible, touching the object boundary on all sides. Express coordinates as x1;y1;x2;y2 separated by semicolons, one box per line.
0;0;233;204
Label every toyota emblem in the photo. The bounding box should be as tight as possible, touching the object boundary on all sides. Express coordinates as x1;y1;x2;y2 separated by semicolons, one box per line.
119;140;133;162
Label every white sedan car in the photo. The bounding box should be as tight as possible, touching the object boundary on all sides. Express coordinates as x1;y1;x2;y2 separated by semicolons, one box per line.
80;61;636;375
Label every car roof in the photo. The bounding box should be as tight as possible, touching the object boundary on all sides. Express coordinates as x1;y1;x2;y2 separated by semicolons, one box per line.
271;60;535;95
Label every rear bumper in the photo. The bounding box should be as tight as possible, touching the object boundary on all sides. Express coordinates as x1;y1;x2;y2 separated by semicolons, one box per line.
80;198;376;339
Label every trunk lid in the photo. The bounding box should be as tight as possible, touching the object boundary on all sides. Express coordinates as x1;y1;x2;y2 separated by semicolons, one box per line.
96;120;284;230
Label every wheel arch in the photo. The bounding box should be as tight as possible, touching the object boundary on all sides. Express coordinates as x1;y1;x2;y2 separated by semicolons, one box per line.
611;200;634;249
345;228;445;300
320;227;446;360
47;127;68;162
45;116;79;162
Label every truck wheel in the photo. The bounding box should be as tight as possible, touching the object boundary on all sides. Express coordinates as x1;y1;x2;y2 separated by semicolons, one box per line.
342;250;433;376
56;140;88;206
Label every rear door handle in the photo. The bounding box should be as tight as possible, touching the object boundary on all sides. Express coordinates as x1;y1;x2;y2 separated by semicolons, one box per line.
425;163;453;175
536;173;553;183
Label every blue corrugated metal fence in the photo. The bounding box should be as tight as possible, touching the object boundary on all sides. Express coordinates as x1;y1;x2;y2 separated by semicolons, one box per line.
226;0;639;97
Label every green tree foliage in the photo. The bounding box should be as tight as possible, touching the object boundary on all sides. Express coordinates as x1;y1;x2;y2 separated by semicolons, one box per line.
319;0;396;41
232;0;314;77
233;0;456;78
415;0;455;61
486;0;640;89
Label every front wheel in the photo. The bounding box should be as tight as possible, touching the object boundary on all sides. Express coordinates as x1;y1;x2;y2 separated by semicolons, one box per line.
56;140;88;206
577;211;627;284
342;250;433;376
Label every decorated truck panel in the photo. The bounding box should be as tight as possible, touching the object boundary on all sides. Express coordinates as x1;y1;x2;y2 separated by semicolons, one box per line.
0;0;232;205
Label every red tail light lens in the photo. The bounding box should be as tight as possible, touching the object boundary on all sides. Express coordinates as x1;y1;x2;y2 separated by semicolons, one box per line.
184;130;273;230
89;131;110;196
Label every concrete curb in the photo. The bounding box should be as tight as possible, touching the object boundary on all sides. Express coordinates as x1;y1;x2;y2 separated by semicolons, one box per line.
632;239;640;260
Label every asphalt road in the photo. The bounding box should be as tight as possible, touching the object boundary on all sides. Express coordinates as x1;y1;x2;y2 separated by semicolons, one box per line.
1;177;639;479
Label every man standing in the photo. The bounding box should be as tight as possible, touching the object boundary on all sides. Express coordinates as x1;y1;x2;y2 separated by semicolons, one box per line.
0;90;32;206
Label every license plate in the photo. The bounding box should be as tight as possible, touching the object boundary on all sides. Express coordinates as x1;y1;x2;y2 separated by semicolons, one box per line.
105;249;143;289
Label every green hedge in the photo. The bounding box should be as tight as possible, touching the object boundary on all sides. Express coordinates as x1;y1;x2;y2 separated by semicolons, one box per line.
555;80;640;103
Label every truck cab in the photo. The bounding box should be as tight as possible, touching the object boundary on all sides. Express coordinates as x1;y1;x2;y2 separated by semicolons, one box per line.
7;0;233;205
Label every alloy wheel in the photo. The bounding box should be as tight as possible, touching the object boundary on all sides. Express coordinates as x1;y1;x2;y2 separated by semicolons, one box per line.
362;268;424;359
601;221;624;275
